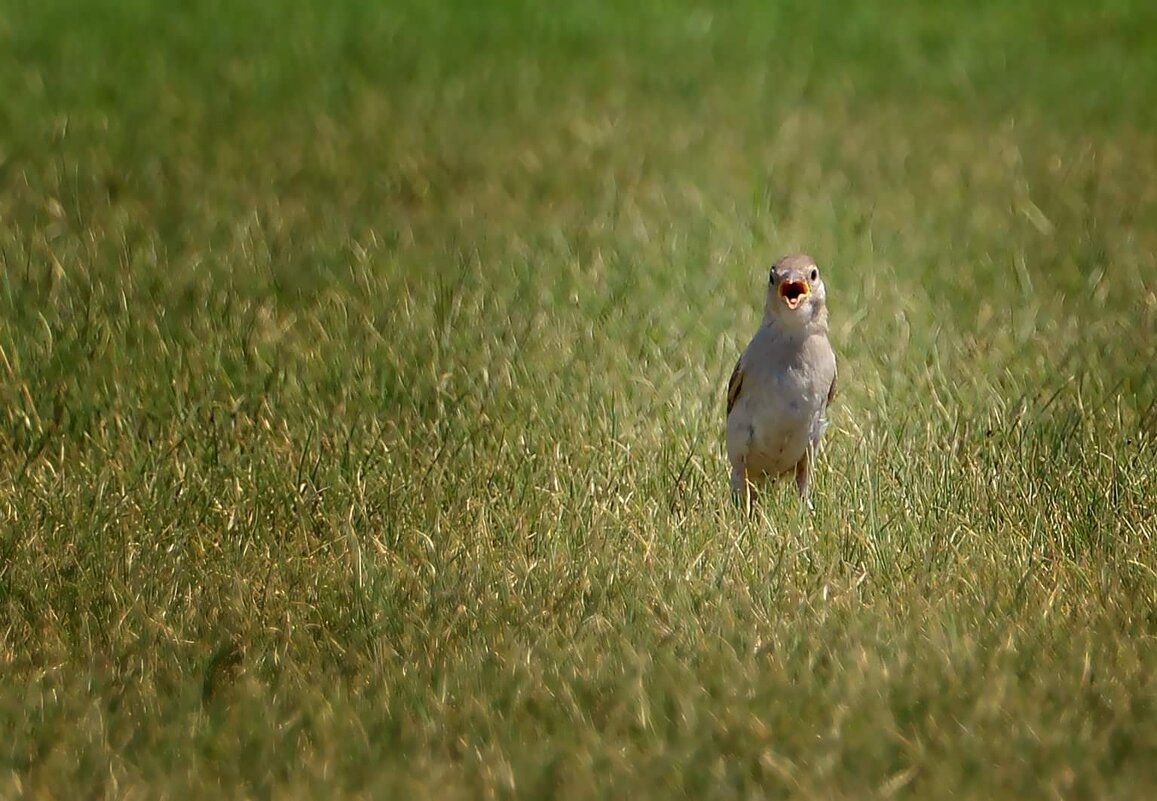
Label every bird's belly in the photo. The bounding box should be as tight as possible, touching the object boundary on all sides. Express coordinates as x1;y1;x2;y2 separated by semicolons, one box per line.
748;421;810;475
738;402;814;477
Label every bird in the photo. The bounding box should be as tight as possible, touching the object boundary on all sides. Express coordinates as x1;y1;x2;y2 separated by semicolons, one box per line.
725;253;837;511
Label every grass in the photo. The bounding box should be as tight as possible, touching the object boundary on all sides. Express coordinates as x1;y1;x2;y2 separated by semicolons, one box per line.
1;0;1156;797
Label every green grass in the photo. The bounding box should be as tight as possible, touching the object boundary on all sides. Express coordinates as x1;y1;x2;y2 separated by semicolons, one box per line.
2;0;1156;797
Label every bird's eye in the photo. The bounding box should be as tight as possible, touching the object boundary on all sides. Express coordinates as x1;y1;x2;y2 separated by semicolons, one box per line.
769;269;777;285
809;268;819;282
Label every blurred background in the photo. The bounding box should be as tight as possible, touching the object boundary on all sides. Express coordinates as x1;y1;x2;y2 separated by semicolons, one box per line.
2;1;1155;434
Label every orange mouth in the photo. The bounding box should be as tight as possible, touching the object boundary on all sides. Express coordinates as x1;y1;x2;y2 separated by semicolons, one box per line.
779;280;810;310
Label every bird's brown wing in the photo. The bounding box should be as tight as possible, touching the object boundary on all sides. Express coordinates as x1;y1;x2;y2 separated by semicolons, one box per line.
726;358;744;416
826;365;838;406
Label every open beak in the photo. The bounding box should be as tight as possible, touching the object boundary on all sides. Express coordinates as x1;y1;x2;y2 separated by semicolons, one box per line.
778;279;810;310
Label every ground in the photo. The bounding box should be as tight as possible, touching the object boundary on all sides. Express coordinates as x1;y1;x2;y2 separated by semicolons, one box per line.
1;0;1156;798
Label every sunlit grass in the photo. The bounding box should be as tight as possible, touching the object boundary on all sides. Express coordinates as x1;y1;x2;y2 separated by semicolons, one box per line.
1;0;1155;797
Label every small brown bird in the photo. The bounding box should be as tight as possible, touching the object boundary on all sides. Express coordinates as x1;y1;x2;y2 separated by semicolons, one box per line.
726;254;837;510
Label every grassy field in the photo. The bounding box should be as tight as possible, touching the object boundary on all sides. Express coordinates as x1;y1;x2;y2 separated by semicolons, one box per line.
2;0;1156;797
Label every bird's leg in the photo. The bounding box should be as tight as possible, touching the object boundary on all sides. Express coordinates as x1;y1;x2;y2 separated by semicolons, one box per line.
794;450;814;511
730;456;754;515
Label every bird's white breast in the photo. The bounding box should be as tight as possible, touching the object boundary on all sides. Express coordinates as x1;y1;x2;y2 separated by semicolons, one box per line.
726;328;833;479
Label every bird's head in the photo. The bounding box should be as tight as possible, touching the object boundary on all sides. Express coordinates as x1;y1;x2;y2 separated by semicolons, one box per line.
764;253;828;329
